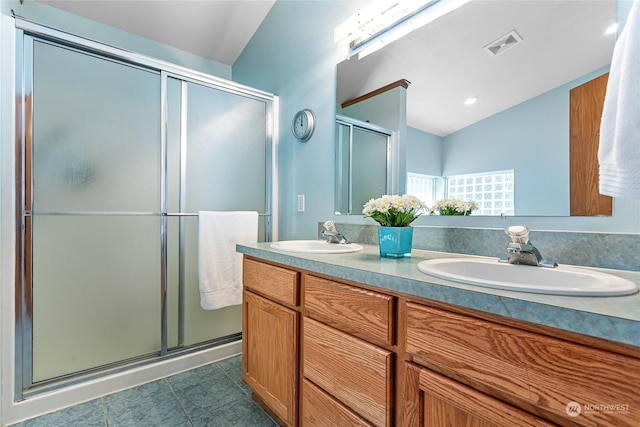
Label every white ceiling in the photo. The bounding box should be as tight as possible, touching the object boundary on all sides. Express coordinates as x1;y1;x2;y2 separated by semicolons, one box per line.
337;0;616;136
37;0;616;137
36;0;276;65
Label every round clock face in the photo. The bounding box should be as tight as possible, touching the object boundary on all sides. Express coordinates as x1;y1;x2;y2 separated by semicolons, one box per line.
292;109;314;142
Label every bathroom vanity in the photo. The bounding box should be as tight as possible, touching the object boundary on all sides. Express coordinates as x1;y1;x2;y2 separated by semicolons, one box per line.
238;243;640;427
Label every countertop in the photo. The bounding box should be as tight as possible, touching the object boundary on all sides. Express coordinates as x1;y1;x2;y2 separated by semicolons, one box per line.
237;242;640;348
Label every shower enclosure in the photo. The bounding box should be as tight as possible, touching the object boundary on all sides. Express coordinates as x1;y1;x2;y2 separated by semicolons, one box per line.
335;115;394;215
14;20;275;398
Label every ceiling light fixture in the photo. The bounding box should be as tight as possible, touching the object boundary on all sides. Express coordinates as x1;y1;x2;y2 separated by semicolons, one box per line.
335;0;471;59
464;97;477;106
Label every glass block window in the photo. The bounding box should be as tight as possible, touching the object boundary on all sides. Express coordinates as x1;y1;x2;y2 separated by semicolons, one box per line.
407;172;437;210
446;170;515;216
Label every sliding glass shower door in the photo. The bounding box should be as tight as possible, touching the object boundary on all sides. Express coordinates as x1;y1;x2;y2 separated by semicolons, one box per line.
165;79;269;348
29;40;163;383
17;24;274;396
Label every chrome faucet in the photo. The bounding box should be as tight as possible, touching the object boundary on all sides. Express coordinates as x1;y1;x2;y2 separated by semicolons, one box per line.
501;226;557;268
321;230;350;244
322;221;350;244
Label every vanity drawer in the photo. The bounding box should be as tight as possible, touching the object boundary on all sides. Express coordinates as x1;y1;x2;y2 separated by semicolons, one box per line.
302;379;373;427
243;258;299;306
404;302;640;427
303;274;394;345
303;318;393;427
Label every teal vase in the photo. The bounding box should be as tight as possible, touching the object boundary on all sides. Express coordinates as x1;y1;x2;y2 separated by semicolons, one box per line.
378;226;413;258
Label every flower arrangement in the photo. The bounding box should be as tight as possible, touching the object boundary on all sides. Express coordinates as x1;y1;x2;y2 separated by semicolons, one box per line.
363;194;426;227
431;198;478;216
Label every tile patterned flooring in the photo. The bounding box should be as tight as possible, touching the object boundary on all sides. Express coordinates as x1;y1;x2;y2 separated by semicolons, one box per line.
11;355;279;427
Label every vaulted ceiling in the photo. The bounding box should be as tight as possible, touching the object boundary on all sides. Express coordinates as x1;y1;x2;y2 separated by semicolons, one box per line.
37;0;616;136
36;0;276;65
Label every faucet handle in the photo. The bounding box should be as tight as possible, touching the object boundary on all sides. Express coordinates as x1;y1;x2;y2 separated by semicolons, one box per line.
505;225;530;244
323;220;337;232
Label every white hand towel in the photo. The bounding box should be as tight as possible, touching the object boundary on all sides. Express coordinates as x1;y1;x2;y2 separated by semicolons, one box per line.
198;211;258;310
598;0;640;199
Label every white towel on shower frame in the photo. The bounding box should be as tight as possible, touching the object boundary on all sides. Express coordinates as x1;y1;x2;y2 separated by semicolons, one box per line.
198;211;258;310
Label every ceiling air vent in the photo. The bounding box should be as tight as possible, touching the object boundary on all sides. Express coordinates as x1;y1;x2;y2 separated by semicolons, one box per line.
483;29;523;57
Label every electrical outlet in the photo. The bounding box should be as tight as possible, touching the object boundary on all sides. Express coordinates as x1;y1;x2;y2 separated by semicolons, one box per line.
297;195;305;212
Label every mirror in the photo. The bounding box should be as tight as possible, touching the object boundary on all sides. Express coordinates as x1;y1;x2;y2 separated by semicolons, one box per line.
336;0;616;216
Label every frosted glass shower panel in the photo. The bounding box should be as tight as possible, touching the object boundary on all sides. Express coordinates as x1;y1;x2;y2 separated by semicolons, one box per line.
352;128;388;213
184;82;267;212
31;216;161;382
31;41;161;213
166;77;183;213
180;217;243;346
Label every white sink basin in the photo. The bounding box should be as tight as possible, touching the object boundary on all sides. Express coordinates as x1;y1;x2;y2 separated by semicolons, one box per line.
417;258;638;296
270;240;363;254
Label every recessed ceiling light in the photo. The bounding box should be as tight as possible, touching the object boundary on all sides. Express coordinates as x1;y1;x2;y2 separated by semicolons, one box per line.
464;97;477;106
605;23;617;35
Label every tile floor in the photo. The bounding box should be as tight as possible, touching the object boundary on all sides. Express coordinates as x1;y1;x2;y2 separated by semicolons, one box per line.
11;355;279;427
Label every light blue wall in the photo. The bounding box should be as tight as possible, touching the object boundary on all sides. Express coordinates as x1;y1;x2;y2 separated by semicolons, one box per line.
407;127;442;176
341;86;406;133
234;1;368;240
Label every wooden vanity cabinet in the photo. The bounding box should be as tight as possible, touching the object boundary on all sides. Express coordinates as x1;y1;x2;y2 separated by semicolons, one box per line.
241;256;640;427
301;274;395;427
242;258;300;427
402;301;640;427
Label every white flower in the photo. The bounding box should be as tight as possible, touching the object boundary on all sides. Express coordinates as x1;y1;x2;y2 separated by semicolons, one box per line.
432;198;478;215
363;194;427;226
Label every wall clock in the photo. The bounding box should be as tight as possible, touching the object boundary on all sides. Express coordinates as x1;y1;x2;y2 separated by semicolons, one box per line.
292;109;315;142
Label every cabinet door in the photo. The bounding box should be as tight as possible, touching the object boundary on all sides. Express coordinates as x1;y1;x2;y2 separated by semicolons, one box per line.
403;363;557;427
242;290;298;426
404;302;640;427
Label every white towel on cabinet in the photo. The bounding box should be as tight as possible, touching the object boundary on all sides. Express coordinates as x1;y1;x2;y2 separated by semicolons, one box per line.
598;0;640;198
198;211;258;310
